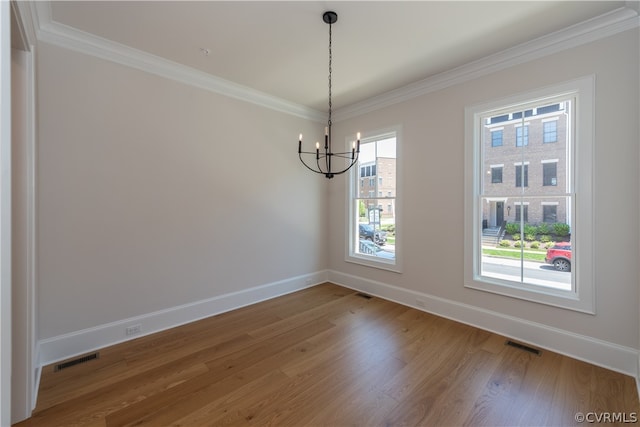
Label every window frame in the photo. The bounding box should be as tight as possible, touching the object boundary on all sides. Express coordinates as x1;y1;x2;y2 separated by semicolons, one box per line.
464;76;595;314
346;126;402;273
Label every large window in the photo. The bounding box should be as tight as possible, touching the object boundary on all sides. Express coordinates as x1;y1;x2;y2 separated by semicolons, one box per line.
464;77;594;313
348;129;399;271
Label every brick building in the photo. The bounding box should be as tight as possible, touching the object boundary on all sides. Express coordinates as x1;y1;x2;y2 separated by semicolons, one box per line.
359;157;396;220
482;102;570;228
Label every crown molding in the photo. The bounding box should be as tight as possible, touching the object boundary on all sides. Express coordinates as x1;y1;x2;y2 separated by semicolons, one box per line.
333;6;640;122
25;2;638;123
29;2;325;123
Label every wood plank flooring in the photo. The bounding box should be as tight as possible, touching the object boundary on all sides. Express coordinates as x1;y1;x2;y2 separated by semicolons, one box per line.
15;283;640;426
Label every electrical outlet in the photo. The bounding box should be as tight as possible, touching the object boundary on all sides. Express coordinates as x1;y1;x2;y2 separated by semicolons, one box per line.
125;324;142;336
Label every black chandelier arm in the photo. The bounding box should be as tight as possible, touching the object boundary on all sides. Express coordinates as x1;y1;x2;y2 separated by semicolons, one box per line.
298;152;359;178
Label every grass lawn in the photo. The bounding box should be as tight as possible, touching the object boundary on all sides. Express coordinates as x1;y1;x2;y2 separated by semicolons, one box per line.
482;247;547;262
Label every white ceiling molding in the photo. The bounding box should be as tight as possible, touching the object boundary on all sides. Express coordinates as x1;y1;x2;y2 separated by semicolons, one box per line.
333;6;639;122
30;2;326;123
26;2;638;124
11;1;37;50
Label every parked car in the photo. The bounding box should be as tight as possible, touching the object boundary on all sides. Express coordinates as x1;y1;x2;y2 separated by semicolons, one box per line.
359;224;386;245
545;242;571;271
359;240;394;259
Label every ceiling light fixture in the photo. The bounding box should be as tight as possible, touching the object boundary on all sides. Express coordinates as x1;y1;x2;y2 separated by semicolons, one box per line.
298;11;360;179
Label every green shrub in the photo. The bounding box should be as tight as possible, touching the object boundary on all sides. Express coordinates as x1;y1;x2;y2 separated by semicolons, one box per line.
545;242;555;249
499;240;511;247
505;222;520;235
513;241;522;248
525;233;536;242
553;223;570;237
511;233;521;241
539;234;552;243
537;223;550;234
524;224;538;236
530;241;540;249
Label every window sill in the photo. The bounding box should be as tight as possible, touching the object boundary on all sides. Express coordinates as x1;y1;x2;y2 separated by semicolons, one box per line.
346;254;402;273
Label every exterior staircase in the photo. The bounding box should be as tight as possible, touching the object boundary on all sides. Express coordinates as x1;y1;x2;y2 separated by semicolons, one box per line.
482;226;502;246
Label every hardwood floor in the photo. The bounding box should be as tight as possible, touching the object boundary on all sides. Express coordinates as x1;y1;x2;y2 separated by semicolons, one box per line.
15;283;640;426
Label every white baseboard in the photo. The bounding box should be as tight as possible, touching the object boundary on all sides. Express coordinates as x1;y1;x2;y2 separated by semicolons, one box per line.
37;271;328;367
328;270;639;377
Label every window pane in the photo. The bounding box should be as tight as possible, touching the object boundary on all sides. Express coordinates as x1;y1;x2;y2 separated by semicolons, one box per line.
543;162;557;186
543;121;557;143
351;134;397;265
491;130;503;147
516;125;529;146
491;167;502;183
480;98;573;293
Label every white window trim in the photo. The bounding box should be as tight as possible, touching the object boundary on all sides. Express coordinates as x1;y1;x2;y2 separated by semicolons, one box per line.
541;159;559;163
346;126;402;273
464;76;595;314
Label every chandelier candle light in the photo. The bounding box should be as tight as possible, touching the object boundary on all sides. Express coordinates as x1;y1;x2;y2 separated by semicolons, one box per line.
298;11;360;179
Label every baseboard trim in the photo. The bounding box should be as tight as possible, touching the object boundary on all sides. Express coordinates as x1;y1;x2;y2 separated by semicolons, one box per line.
328;270;638;377
37;271;328;367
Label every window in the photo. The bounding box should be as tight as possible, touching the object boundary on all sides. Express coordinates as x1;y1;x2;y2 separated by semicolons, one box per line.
464;77;595;313
543;162;557;186
491;129;503;147
516;125;529;146
515;164;528;187
491;166;503;183
349;128;400;272
543;120;558;143
543;204;557;223
515;204;528;222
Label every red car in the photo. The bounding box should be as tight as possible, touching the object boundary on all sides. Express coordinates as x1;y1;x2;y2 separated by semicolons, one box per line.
545;242;571;271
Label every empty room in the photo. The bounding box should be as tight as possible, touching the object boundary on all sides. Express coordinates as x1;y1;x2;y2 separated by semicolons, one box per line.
2;1;640;425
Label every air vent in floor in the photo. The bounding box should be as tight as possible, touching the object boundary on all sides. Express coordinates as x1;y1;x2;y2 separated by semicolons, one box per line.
355;292;373;299
505;340;541;356
54;352;100;372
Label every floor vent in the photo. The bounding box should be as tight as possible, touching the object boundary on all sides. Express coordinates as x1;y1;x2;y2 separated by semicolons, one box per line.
54;352;100;372
356;292;373;299
505;340;541;356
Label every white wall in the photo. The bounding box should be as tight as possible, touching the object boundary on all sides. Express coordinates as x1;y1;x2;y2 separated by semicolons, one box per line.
35;41;327;350
329;28;639;373
0;2;11;425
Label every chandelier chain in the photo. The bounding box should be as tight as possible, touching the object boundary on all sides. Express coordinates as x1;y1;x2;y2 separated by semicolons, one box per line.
328;21;332;130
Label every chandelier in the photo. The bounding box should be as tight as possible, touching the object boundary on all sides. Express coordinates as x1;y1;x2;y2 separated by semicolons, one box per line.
298;11;360;179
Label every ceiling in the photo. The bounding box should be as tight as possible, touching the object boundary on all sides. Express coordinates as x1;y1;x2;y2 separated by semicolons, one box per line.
47;1;629;112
